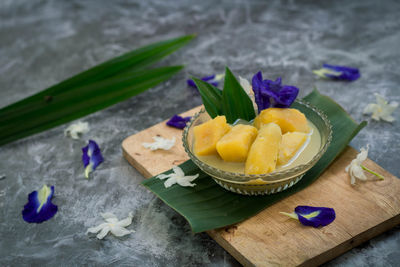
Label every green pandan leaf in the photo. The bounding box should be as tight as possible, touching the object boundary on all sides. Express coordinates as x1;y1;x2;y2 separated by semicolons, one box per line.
0;35;195;146
0;35;195;118
192;77;223;118
142;89;367;233
221;67;256;123
0;66;183;146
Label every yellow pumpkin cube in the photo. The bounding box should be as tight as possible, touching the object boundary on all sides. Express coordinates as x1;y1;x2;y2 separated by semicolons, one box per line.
216;124;258;162
278;132;308;166
245;123;282;174
254;108;309;134
193;116;231;156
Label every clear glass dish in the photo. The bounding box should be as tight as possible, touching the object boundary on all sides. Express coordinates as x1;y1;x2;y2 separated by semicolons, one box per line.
182;100;332;195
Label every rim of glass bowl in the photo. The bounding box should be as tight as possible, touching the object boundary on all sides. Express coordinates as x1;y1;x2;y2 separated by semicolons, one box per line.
182;99;332;183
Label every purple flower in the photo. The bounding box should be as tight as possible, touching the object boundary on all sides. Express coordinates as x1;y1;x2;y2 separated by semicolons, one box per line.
280;205;336;228
22;185;58;223
313;64;360;81
251;71;299;113
187;74;220;88
82;140;104;178
166;115;191;129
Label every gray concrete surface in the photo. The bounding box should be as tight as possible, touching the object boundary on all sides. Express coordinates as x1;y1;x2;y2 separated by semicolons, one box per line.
0;0;399;266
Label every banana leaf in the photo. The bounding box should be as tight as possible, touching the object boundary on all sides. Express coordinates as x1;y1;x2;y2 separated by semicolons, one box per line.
0;35;195;146
142;89;367;233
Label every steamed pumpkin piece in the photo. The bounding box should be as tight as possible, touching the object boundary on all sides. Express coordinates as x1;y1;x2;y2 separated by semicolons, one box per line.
216;124;258;162
278;132;308;166
254;108;309;134
193;115;231;156
245;123;282;175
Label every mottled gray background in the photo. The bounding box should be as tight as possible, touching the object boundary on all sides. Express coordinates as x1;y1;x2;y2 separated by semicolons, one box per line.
0;0;399;266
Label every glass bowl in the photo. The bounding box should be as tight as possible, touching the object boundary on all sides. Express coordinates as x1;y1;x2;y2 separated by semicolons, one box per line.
182;100;332;195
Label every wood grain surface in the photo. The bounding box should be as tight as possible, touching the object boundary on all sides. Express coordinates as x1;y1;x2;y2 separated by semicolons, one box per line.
122;106;400;267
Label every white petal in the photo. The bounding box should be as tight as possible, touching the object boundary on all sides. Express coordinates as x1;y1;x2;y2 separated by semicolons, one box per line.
87;223;108;234
380;114;395;122
110;226;132;237
363;103;376;114
351;165;368;180
156;174;172;180
177;174;199;187
101;212;118;220
172;166;185;178
164;177;177;188
64;121;89;139
142;136;176;150
105;218;119;224
375;93;387;106
365;94;397;122
346;146;370;185
350;173;356;185
116;213;133;227
96;225;111;239
380;103;398;122
344;163;351;172
177;179;196;187
356;146;369;162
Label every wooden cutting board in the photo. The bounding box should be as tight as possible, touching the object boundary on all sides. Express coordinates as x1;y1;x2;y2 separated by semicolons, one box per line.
122;106;400;267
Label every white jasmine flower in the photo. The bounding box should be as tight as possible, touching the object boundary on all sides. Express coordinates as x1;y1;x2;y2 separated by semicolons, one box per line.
345;145;384;185
363;93;398;122
64;121;90;139
87;212;134;240
156;166;199;188
142;136;175;151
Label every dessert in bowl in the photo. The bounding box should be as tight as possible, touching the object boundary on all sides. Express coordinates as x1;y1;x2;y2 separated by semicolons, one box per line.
182;99;332;195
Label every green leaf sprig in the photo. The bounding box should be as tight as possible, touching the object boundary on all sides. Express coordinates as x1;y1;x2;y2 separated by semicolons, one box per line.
0;35;195;146
192;67;255;124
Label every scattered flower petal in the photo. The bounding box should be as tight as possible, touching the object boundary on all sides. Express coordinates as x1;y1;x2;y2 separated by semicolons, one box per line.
187;73;224;88
313;64;360;81
363;93;398;122
345;145;384;185
280;206;335;228
64;121;90;139
156;166;199;188
87;212;134;240
82;140;104;178
166;115;191;129
22;185;58;223
251;71;299;112
142;136;176;151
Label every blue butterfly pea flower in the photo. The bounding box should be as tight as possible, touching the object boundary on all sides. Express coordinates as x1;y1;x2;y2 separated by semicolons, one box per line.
187;74;219;88
82;140;104;178
281;205;336;228
22;185;58;223
313;64;360;81
166;115;191;129
251;71;299;113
